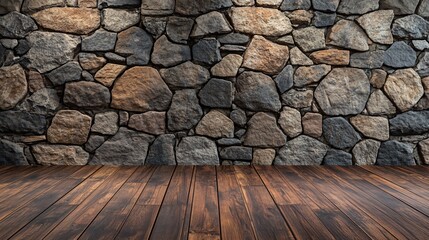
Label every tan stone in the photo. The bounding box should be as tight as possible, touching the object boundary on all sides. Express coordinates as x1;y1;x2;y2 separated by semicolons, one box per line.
95;64;126;87
111;67;172;112
278;107;302;138
79;0;97;7
290;47;313;66
47;110;92;145
28;70;48;93
242;35;289;74
352;139;380;165
370;69;387;89
366;90;397;115
22;135;46;143
350;115;389;141
302;112;323;137
128;111;166;135
252;148;276;165
310;49;350;65
196;110;234;138
243;112;286;148
79;53;106;71
32;7;100;34
211;54;243;77
287;10;313;25
32;144;89;165
357;10;394;45
0;64;27;110
418;139;429;165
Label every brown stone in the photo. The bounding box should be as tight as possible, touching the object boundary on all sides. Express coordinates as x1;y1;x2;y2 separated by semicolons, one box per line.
111;67;172;112
79;53;106;71
278;107;302;138
79;0;97;7
95;63;126;87
47;110;92;145
28;70;48;93
310;49;350;65
64;81;111;108
195;110;234;138
32;7;100;34
128;111;166;135
252;148;276;165
418;139;429;165
211;54;243;77
370;69;387;89
302;112;323;138
287;10;313;25
242;35;289;74
350;115;389;141
0;64;27;110
290;47;313;66
294;64;331;87
327;20;369;51
243;112;286;147
32;144;89;165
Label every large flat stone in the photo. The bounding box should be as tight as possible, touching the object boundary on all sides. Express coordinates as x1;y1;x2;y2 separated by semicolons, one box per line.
32;144;89;165
274;135;329;165
176;136;219;165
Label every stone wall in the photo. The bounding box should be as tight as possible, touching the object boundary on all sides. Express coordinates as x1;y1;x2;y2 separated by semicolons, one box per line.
1;0;429;166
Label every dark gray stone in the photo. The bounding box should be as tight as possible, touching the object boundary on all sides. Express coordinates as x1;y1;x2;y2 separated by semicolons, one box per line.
220;45;247;52
230;109;247;127
376;140;416;166
0;111;46;134
274;65;294;94
350;50;384;69
46;61;82;86
0;12;37;38
160;61;210;89
166;16;194;44
417;52;429;77
82;29;117;52
115;27;153;66
167;89;203;131
91;128;155;165
176;136;219;165
312;0;340;12
0;45;5;66
84;135;106;153
218;33;250;45
199;78;233;108
0;139;27;165
0;0;24;14
380;0;420;15
337;0;378;14
389;110;429;135
217;138;242;146
175;0;233;16
17;89;60;116
313;12;336;27
192;38;221;66
146;134;176;165
418;0;429;17
98;0;141;8
280;0;311;10
15;39;30;55
151;35;191;67
323;117;361;149
383;41;416;68
142;17;167;39
220;146;252;161
323;149;353;166
275;135;329;165
64;81;111;108
104;52;126;63
392;14;429;39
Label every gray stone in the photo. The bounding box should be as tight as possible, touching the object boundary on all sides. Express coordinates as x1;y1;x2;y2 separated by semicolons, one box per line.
294;64;331;87
234;71;281;112
312;0;339;12
352;139;380;165
116;27;153;66
98;0;141;8
275;135;329;165
292;27;325;52
91;128;155;165
128;111;166;135
315;68;370;116
24;31;80;73
211;54;243;78
176;136;219;165
64;81;111;108
323;149;352;166
220;146;252;160
141;0;175;15
104;53;126;63
0;12;37;38
389;110;429;135
218;33;250;44
323;117;361;149
290;47;313;66
91;112;119;135
142;17;167;39
46;61;82;86
85;135;106;153
392;14;429;39
243;112;286;148
230;109;247;127
102;8;140;32
380;0;420;15
191;11;231;37
15;39;31;55
217;138;242;146
418;0;429;17
327;20;369;51
313;12;336;27
357;10;394;45
22;0;64;13
376;140;415;166
418;138;429;164
166;16;194;44
0;0;23;14
196;110;234;138
412;40;429;51
167;89;203;131
0;139;27;165
160;61;210;89
192;38;221;65
0;64;27;111
32;144;89;165
151;35;191;67
146;134;176;165
282;89;313;109
220;45;247;52
274;65;294;94
0;111;47;134
176;0;233;15
366;90;397;115
350;51;385;69
199;78;234;108
279;107;302;138
337;0;378;14
82;29;117;52
280;0;311;10
416;52;429;77
0;39;18;49
17;89;60;116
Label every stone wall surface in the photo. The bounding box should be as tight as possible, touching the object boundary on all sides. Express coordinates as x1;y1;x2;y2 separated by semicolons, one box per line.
1;0;429;166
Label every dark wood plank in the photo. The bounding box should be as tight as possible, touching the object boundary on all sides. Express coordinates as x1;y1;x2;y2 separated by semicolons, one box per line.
405;166;429;178
188;166;220;240
149;166;194;240
116;166;175;240
217;166;256;240
182;166;196;240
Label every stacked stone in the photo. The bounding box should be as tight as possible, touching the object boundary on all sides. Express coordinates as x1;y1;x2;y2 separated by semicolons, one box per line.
1;0;429;166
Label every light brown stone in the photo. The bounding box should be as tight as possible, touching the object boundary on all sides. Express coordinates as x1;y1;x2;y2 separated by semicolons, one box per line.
28;70;48;93
32;7;100;34
350;115;389;141
278;107;302;138
287;10;313;25
32;144;89;165
111;67;172;112
79;0;97;7
252;148;276;165
195;110;234;138
243;112;286;147
290;47;313;66
370;69;387;89
366;90;397;115
302;112;323;137
211;54;243;77
0;64;27;110
95;63;126;87
79;53;106;71
294;64;331;87
47;110;92;145
310;49;350;65
128;111;166;135
242;35;289;74
418;139;429;165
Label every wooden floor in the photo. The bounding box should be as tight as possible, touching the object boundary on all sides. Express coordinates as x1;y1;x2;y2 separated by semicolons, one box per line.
0;166;428;240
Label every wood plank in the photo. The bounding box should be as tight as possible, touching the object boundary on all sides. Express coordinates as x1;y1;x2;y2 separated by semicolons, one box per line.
188;166;220;240
182;166;196;240
43;167;137;239
116;166;175;240
149;166;194;240
217;166;256;240
405;166;429;178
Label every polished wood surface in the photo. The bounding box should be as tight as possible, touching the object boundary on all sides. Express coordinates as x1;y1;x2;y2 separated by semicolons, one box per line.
0;165;428;239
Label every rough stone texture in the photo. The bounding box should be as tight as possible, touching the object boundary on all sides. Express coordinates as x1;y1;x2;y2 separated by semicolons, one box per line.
22;0;65;13
220;146;252;161
313;12;336;27
302;112;323;138
380;0;419;15
290;47;313;66
175;0;233;16
211;54;242;77
323;117;361;149
102;8;140;32
384;68;423;112
0;0;24;15
0;12;37;38
79;53;106;71
278;107;302;138
32;144;89;165
327;20;369;52
323;149;352;166
383;42;416;69
366;90;397;115
292;27;325;52
47;110;92;145
176;136;219;165
199;78;233;108
282;89;313;109
166;16;194;44
98;0;141;8
353;139;380;165
418;138;429;165
32;7;100;34
310;49;349;66
141;0;175;15
46;61;82;86
111;67;172;112
191;11;231;37
350;115;389;141
116;27;153;66
229;7;292;37
242;36;289;74
230;109;247;127
357;10;394;45
128;111;165;135
275;135;329;165
350;51;385;69
151;35;191;67
0;139;27;165
338;0;378;14
287;10;313;26
389;111;429;135
17;89;60;116
91;128;154;165
167;89;203;131
315;68;370;116
370;70;387;89
294;64;331;87
392;14;429;39
196;111;234;138
91;112;119;135
160;61;210;89
95;64;126;87
416;52;429;77
64;81;111;108
146;134;176;165
235;71;281;112
280;0;311;10
252;148;276;165
243;113;286;148
0;111;47;135
192;38;222;65
0;64;27;110
377;141;416;166
274;65;294;94
312;0;339;12
141;17;167;39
